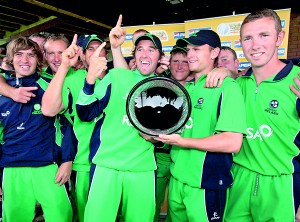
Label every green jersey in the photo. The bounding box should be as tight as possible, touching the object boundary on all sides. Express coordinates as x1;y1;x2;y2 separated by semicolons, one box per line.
76;68;157;171
235;62;300;175
61;68;100;172
170;75;247;190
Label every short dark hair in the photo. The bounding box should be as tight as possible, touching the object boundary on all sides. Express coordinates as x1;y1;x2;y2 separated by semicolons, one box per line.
221;46;238;60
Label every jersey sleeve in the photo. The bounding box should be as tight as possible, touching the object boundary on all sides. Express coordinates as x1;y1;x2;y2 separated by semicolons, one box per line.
61;68;77;115
215;80;247;135
76;73;112;122
60;118;77;163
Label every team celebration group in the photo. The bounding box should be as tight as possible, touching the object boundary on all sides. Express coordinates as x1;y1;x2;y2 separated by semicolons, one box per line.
0;8;300;222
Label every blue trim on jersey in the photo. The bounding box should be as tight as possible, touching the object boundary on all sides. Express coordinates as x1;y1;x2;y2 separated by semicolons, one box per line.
60;116;77;163
0;73;74;167
45;66;54;75
67;89;74;115
201;152;233;190
0;73;57;167
297;99;300;118
89;163;96;193
83;79;95;95
217;92;222;120
243;60;293;80
244;68;253;77
273;60;293;81
293;173;300;214
89;113;105;162
76;82;111;122
205;189;226;221
200;91;233;190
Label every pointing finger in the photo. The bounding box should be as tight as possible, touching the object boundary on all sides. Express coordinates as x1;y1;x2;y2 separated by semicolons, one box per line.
116;14;122;27
24;86;38;92
71;34;78;46
94;42;106;57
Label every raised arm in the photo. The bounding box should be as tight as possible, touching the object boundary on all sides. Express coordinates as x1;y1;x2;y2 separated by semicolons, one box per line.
42;34;81;116
109;14;129;69
86;42;107;84
76;42;108;122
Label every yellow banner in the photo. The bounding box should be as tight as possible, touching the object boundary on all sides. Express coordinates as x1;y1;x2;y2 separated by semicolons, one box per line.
122;9;291;69
184;8;291;69
122;23;185;57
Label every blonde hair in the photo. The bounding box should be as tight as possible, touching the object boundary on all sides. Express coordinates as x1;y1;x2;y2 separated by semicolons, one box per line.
6;36;44;72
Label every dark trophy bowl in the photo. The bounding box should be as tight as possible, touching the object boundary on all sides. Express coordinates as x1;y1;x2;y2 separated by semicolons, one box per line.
126;76;191;136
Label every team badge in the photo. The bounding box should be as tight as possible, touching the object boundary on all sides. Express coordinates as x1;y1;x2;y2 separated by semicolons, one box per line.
264;100;279;115
194;98;204;109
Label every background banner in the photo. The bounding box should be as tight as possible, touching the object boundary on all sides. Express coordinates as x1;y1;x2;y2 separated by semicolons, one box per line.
122;9;291;69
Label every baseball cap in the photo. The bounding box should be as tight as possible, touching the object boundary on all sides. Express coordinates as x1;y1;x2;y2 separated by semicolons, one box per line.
77;34;104;49
176;30;221;49
134;33;162;52
170;45;187;54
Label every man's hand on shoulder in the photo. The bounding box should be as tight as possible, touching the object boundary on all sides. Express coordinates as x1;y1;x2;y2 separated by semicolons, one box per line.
290;71;300;98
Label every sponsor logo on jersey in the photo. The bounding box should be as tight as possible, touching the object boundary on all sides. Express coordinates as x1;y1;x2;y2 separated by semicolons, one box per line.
32;103;42;114
264;100;279;115
122;93;129;100
194;98;204;109
246;124;273;141
1;110;10;117
211;212;220;220
184;116;193;129
17;122;25;130
122;115;132;126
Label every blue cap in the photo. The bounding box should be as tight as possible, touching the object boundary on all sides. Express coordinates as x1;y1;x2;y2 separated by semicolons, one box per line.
134;33;162;52
170;45;187;54
77;34;104;49
177;30;221;49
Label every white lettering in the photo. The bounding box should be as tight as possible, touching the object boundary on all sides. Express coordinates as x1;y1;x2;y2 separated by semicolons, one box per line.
246;128;254;138
211;212;220;220
1;111;10;117
260;124;272;137
184;117;193;129
17;122;25;130
253;130;263;141
122;115;132;126
246;124;272;141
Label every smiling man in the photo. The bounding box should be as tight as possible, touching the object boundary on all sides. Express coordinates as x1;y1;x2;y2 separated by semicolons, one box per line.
223;8;300;222
155;29;246;222
0;36;72;222
75;33;164;222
